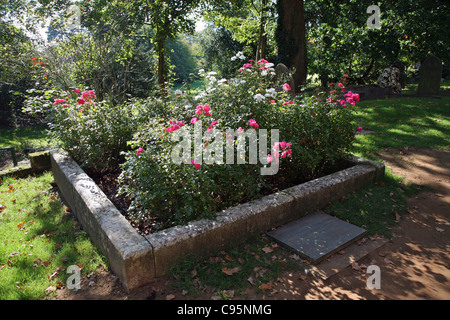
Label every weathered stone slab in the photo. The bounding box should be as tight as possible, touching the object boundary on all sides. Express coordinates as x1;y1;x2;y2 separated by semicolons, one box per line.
50;151;154;291
29;151;51;171
267;212;366;264
273;63;295;97
418;55;442;96
345;84;393;101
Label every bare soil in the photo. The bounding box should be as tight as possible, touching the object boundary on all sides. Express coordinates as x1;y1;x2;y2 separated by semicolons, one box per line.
53;147;450;300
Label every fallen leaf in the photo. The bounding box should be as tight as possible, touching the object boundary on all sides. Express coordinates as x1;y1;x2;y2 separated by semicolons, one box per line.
351;262;361;271
299;273;307;281
166;294;175;300
384;258;394;265
290;254;301;261
262;246;274;254
221;267;241;276
42;260;52;267
258;281;273;290
45;286;56;293
224;255;234;262
49;267;61;281
8;252;20;257
247;276;255;286
436;227;444;232
395;211;401;222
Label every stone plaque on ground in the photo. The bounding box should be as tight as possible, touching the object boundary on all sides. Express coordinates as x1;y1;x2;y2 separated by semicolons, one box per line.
417;55;442;96
267;212;366;264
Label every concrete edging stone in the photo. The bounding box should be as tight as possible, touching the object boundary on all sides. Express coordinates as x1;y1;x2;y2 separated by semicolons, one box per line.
50;150;384;291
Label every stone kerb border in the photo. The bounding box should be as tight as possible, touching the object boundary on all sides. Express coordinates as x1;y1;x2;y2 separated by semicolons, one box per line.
50;150;384;291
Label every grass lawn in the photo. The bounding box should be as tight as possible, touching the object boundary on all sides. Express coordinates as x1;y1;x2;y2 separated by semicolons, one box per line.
0;172;107;300
323;90;449;238
0;125;55;151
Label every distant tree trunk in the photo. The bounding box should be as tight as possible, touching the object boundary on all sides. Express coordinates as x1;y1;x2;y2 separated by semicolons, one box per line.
157;43;165;87
276;0;307;94
256;0;268;61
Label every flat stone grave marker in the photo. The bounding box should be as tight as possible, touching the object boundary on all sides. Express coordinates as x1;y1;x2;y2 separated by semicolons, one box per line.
267;212;366;264
417;55;442;96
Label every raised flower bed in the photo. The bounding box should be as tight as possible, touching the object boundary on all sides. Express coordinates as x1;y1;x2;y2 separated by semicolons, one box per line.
51;150;384;291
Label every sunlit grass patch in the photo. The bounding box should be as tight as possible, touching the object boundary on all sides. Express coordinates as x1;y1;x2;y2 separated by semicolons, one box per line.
0;172;107;300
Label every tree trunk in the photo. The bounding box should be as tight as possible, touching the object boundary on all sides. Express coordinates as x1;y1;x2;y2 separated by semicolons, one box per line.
256;0;268;61
158;44;165;88
276;0;307;94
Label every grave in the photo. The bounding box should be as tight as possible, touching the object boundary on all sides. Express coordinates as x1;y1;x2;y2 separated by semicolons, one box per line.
273;63;295;97
345;84;393;101
267;212;366;264
417;55;442;96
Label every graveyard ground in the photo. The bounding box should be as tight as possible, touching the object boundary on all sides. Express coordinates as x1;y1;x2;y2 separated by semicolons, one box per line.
1;85;449;300
52;146;450;300
52;90;450;300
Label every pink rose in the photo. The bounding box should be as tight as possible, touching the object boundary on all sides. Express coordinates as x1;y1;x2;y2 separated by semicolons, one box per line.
282;83;291;91
191;118;198;124
357;127;363;132
136;148;144;155
338;83;344;88
77;99;85;105
194;163;201;169
267;154;273;163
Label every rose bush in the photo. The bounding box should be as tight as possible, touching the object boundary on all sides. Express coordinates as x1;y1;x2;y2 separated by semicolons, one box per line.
118;56;361;231
24;88;144;172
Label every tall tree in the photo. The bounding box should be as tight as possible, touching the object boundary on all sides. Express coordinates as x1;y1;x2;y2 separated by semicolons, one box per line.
276;0;307;93
80;0;201;88
203;0;277;62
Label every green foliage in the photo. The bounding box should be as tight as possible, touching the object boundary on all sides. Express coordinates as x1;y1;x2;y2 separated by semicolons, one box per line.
196;25;244;78
305;0;450;86
24;88;144;172
203;0;277;62
118;57;358;230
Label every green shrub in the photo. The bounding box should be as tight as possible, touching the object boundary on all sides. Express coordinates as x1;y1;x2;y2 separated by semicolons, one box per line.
118;56;361;231
24;88;141;172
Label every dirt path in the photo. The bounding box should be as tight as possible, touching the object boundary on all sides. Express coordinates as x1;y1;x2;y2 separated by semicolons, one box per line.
54;147;450;300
